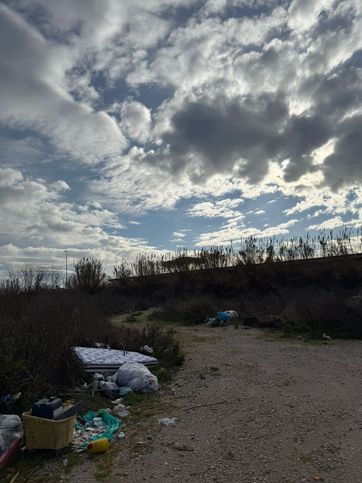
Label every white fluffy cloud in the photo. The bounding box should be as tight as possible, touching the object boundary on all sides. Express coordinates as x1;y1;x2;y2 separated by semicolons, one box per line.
195;218;299;247
0;167;155;272
188;198;243;218
0;4;127;164
119;100;152;143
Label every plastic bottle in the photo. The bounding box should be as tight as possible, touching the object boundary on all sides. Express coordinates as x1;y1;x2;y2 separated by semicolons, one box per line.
87;438;109;453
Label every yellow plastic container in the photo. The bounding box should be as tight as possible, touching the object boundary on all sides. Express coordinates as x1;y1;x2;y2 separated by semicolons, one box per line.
87;438;109;453
22;412;76;450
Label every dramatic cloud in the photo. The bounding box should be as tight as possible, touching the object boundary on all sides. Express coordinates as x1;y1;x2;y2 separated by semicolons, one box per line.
1;0;362;269
162;93;288;181
324;115;362;189
0;4;126;164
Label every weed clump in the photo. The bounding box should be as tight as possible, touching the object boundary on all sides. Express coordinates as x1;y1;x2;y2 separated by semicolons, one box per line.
108;324;184;367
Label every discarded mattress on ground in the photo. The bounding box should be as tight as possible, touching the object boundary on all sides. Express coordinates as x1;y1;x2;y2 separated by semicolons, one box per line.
206;310;238;327
73;346;158;373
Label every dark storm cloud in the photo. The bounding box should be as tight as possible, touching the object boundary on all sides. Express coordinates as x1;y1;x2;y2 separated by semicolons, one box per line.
162;93;288;182
303;65;362;120
159;38;362;187
161;93;335;183
282;114;332;181
302;59;362;188
324;115;362;189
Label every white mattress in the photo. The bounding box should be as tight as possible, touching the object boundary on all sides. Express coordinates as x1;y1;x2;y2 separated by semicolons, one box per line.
73;346;158;372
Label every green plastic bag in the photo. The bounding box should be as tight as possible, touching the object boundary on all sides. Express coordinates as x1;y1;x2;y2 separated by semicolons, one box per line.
76;409;120;447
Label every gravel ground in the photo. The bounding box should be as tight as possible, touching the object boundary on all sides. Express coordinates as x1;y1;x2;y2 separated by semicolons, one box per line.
36;325;362;482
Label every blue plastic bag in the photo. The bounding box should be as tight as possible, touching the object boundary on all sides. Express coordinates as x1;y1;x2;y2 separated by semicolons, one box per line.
216;311;232;322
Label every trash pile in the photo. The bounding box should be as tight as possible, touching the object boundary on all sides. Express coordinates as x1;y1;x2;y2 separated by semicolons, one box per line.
31;398;85;420
92;362;159;398
72;409;121;452
206;310;238;327
0;352;161;469
116;362;159;393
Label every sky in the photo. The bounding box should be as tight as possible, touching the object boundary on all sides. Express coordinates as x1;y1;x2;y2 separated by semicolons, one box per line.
1;0;362;274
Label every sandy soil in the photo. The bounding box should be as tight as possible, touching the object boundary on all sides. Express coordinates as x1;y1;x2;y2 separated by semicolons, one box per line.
34;325;362;482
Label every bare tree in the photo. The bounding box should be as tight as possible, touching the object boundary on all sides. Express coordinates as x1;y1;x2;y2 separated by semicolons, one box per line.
72;257;106;293
4;265;61;293
113;261;132;279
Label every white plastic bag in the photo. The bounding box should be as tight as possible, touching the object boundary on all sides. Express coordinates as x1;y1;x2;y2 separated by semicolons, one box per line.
116;362;159;393
0;415;23;454
98;381;120;399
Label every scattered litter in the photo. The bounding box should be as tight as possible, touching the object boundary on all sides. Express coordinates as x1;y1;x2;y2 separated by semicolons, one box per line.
0;415;23;470
98;381;120;400
73;347;158;374
117;431;125;440
119;386;133;397
106;373;117;383
116;362;159;393
206;317;218;327
322;333;332;341
140;345;154;354
72;410;120;451
92;417;104;428
87;437;109;453
112;404;129;419
206;310;238;327
111;397;124;405
31;398;85;420
23;411;75;450
218;310;238;321
94;342;110;349
158;417;176;426
92;373;104;394
0;393;21;414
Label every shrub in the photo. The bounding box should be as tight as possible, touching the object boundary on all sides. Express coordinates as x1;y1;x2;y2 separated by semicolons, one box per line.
3;265;62;293
0;291;110;412
71;257;106;293
150;296;221;325
282;290;362;338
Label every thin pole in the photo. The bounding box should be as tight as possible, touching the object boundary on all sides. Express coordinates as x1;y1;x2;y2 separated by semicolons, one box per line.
64;250;68;289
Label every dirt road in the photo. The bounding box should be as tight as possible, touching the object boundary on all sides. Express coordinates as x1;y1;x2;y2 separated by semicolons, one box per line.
36;325;362;482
